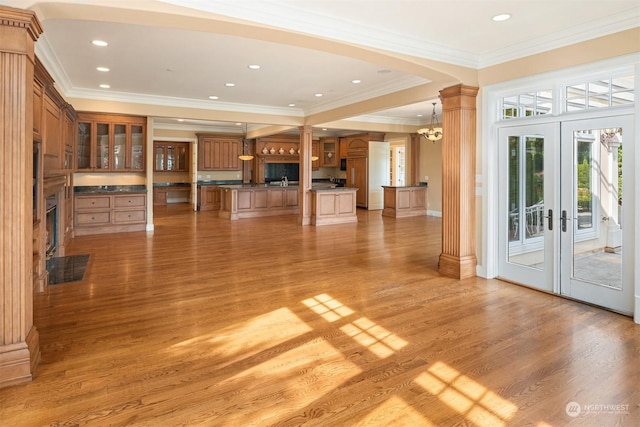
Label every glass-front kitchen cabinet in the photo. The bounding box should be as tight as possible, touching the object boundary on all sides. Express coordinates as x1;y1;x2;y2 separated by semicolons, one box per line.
154;141;189;172
319;137;338;167
76;112;146;171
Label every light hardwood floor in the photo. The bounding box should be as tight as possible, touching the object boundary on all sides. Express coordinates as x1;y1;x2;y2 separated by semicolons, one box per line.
1;205;638;426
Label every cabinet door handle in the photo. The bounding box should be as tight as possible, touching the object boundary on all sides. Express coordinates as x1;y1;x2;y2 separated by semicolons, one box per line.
561;210;567;232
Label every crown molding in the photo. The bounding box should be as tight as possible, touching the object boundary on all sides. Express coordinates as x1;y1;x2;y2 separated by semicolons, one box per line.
478;10;640;68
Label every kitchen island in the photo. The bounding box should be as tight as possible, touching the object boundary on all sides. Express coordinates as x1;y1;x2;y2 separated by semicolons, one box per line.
218;184;299;220
310;187;358;226
382;185;427;218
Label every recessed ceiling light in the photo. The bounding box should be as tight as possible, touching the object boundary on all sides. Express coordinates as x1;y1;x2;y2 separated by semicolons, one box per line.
315;93;323;97
177;119;184;122
208;95;219;100
351;79;361;84
492;13;511;22
225;83;235;87
417;114;423;118
248;64;261;70
235;122;242;126
96;67;110;72
288;103;296;107
99;84;110;89
91;40;108;47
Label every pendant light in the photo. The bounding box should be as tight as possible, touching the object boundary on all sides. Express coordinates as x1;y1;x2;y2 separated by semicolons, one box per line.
417;102;443;143
238;123;254;161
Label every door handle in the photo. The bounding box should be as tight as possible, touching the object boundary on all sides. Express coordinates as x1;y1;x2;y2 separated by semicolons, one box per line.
544;209;553;231
560;210;567;232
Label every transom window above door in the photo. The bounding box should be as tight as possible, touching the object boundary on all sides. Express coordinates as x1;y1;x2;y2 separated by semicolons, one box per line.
499;72;635;121
566;75;634;111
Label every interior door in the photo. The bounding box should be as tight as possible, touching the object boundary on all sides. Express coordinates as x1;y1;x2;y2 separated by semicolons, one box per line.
559;116;633;314
498;123;558;292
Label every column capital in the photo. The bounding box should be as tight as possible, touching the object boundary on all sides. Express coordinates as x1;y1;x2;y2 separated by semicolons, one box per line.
0;6;43;42
440;84;479;99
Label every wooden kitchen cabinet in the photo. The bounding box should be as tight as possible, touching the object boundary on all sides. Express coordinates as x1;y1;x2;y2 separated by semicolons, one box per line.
347;157;368;207
197;134;241;171
310;188;358;226
198;185;221;211
76;113;146;172
219;186;298;219
75;192;147;235
319;137;338;167
339;138;348;159
312;142;319;170
382;185;427;217
154;141;189;172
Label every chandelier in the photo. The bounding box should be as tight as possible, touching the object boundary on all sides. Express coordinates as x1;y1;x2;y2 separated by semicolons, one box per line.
417;102;443;143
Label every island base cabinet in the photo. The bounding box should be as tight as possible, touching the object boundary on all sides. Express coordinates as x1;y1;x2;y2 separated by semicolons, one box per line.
75;193;147;235
311;189;358;226
198;186;220;211
220;187;298;220
382;186;427;218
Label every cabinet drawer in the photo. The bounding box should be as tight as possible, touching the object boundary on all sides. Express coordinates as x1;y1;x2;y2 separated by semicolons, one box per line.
76;211;110;226
114;194;146;208
76;196;111;209
113;209;146;224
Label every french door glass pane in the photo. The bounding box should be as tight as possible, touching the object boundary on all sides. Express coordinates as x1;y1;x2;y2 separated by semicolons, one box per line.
508;137;520;242
572;128;623;289
525;136;544;239
508;134;545;269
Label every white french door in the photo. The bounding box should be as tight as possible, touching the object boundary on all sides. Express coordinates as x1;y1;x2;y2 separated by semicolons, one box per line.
498;116;634;314
559;116;633;314
498;124;558;293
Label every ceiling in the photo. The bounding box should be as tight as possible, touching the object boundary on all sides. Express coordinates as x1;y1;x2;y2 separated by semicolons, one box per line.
10;0;640;136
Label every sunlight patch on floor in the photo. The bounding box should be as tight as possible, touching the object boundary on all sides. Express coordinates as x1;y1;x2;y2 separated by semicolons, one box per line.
220;337;362;425
302;293;354;322
340;317;408;359
303;294;407;359
167;307;312;359
354;395;434;426
413;361;518;426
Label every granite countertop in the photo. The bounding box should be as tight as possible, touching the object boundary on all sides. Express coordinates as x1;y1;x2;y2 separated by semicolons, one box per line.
74;185;147;194
310;186;358;192
382;184;428;188
218;183;299;189
153;182;191;188
197;180;242;186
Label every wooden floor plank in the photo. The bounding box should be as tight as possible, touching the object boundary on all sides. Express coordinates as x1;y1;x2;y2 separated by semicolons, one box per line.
1;204;638;426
